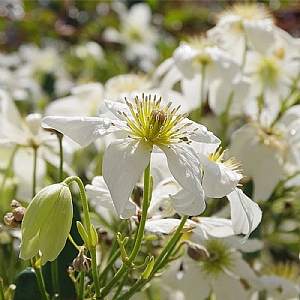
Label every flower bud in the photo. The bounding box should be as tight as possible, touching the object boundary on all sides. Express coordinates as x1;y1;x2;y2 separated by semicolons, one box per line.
3;200;26;228
72;248;92;273
20;183;73;265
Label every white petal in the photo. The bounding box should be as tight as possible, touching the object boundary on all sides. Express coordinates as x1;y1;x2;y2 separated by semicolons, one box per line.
260;275;300;299
0;89;23;128
85;176;136;218
195;217;235;238
188;121;221;154
103;100;130;119
212;272;248;300
227;188;262;242
228;252;262;289
145;218;181;234
199;153;243;198
170;189;204;216
102;139;150;216
42;116;117;147
45;96;89;117
244;21;275;54
162;144;205;215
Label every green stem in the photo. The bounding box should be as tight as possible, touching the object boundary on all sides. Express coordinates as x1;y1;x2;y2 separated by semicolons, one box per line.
99;162;152;298
199;63;206;120
51;260;60;300
32;146;38;197
57;133;64;182
31;147;50;300
63;176;101;298
78;271;85;300
0;278;4;300
128;162;151;265
117;215;188;300
50;133;65;300
32;257;50;300
1;145;18;200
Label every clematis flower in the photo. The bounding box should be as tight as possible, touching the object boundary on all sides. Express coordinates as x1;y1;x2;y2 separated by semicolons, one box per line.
160;238;262;300
207;3;275;66
45;82;104;117
42;94;220;217
20;183;73;265
103;2;159;71
155;35;240;112
229;105;300;202
183;147;261;240
0;89;76;200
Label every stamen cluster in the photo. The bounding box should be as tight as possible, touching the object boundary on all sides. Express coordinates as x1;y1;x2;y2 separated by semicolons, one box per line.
117;94;196;148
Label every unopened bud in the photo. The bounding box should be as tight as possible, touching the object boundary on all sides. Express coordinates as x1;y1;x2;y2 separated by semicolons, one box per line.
4;201;26;228
72;248;92;273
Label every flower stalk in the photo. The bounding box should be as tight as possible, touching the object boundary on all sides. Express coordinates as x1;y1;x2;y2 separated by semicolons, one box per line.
63;176;101;298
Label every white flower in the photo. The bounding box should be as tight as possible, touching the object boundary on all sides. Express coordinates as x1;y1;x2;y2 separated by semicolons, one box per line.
243;30;300;124
207;3;275;65
42;94;221;216
161;238;262;300
229;106;300;201
0;89;75;200
103;73;153;102
103;2;159;70
45;82;104;117
155;36;240;112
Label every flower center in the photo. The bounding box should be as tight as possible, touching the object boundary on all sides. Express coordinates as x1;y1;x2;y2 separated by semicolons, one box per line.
208;147;243;174
218;3;273;22
117;94;195;148
188;36;214;66
251;121;288;156
256;57;279;85
200;239;233;277
263;262;300;283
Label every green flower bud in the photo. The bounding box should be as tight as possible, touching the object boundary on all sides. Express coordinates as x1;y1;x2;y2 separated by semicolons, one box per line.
20;183;73;265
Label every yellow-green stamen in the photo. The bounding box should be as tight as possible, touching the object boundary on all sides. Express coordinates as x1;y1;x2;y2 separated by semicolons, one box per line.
115;94;196;148
208;147;243;174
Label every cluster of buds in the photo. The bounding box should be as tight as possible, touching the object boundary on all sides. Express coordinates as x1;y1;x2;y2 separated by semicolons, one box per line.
4;200;26;228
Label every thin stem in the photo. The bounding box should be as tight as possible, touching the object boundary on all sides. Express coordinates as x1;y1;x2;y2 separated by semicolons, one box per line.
32;257;50;300
0;278;4;300
50;133;64;300
199;63;206;118
32;146;38;197
1;145;18;203
127;162;151;265
68;234;81;251
57;133;64;182
117;215;188;300
78;271;85;300
51;260;60;300
63;176;101;298
99;162;152;298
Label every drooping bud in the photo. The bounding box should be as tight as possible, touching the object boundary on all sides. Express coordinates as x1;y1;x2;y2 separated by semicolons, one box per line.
20;183;73;265
72;248;92;273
